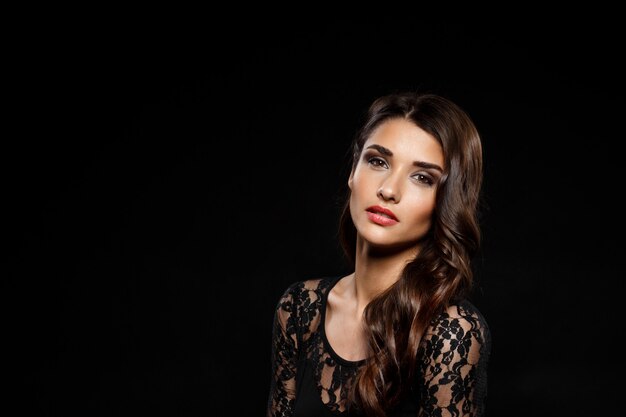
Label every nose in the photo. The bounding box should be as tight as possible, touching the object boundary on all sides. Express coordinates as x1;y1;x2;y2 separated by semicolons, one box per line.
377;182;399;202
376;169;403;203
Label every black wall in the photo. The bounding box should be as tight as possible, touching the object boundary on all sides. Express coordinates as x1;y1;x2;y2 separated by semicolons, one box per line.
7;15;624;416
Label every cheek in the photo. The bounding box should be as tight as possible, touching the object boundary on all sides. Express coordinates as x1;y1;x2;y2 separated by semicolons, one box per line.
404;194;437;227
349;169;372;197
349;174;370;221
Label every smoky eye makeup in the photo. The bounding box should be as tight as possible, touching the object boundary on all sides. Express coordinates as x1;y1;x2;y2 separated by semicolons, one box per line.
412;161;443;186
362;146;443;183
363;150;387;167
412;172;436;186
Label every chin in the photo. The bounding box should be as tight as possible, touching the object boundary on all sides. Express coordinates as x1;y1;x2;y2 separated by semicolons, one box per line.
360;234;421;254
367;242;419;258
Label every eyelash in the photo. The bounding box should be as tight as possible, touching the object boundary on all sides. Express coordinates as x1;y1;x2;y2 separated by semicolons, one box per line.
366;156;435;186
367;156;387;168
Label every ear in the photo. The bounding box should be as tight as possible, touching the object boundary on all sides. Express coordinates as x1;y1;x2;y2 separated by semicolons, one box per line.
348;169;354;190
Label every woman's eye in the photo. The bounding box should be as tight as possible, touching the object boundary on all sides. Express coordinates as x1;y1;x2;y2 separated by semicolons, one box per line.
367;157;387;168
413;173;434;186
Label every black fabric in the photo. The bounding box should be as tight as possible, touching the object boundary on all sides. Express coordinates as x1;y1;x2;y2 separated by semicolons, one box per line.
267;276;491;416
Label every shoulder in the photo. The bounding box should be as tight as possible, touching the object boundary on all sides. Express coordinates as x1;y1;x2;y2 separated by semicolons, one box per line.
275;276;338;310
273;277;338;336
438;300;490;334
422;300;491;360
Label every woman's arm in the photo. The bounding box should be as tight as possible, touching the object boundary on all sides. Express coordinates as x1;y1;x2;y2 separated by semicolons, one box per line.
417;302;491;417
267;285;300;417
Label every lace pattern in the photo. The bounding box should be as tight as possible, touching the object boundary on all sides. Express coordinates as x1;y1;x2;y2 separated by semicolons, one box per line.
267;277;490;417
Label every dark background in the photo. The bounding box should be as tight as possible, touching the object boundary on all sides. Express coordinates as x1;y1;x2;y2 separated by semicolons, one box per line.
7;14;624;416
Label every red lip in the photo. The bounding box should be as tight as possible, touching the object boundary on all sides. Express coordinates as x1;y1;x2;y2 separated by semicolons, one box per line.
366;205;398;220
366;205;399;226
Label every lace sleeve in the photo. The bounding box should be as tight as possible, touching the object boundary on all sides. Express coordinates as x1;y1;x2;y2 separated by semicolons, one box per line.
417;302;491;417
267;284;300;417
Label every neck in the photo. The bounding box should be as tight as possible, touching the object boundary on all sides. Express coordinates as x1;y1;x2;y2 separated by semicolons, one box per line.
350;241;418;312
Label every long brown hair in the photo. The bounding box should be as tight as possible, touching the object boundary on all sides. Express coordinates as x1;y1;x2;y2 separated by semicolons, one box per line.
339;91;483;415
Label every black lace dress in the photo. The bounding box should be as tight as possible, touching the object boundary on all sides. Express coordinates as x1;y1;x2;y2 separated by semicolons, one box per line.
267;276;491;417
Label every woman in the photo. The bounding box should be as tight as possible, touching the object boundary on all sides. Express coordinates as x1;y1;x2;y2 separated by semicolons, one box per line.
267;91;491;416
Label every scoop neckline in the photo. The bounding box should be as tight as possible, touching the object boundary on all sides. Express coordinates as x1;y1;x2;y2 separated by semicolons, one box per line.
319;275;367;367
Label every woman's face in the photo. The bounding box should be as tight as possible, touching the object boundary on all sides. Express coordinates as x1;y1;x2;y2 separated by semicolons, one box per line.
348;117;444;252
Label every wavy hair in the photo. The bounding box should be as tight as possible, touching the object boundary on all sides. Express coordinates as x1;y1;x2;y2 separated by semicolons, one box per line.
338;91;484;416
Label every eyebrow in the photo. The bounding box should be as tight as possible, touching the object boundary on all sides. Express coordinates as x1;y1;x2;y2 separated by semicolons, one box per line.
365;144;444;172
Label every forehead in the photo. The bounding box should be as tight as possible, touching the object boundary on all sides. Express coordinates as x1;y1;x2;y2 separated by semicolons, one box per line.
365;118;444;166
